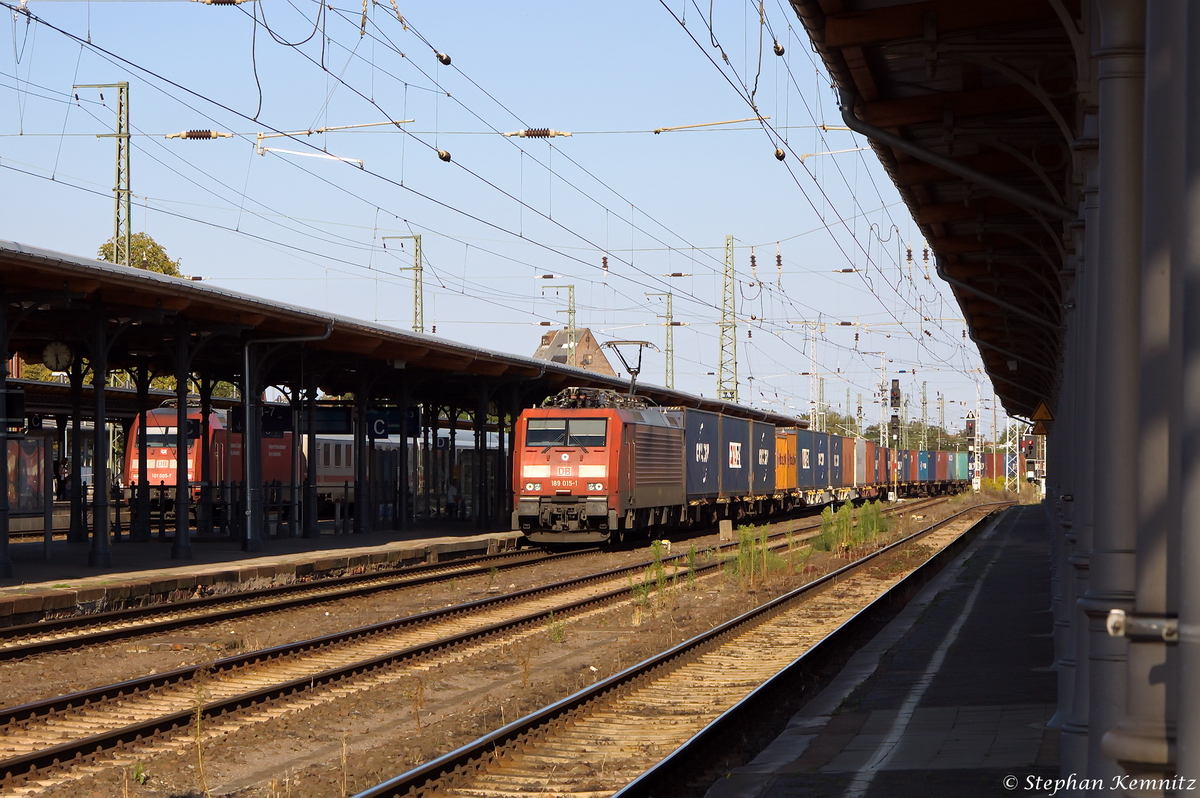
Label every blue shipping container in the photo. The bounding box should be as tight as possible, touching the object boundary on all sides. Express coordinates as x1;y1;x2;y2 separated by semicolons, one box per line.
813;432;830;487
829;435;843;488
796;428;816;490
956;451;969;481
918;451;931;482
719;415;751;497
749;421;776;495
669;408;721;500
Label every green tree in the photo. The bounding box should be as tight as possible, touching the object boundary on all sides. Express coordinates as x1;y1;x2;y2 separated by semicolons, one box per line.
98;231;182;277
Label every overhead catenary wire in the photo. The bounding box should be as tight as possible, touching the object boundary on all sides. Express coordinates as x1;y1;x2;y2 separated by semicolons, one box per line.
3;3;737;331
656;0;981;380
3;0;979;408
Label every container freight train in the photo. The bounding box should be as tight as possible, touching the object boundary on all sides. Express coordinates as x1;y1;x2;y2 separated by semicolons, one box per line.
512;387;988;545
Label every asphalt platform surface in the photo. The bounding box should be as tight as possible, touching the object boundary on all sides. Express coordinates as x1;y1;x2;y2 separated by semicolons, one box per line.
705;505;1058;798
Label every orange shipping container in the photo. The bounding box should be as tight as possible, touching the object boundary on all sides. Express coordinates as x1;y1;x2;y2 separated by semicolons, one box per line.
840;436;855;489
775;428;798;491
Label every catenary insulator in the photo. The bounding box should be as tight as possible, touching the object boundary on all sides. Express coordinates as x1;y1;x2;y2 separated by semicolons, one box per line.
774;147;786;161
504;128;573;138
436;52;451;65
437;149;452;162
773;40;785;56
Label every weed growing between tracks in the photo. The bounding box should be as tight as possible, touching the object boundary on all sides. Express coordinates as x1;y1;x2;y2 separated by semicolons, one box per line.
403;676;426;729
192;667;212;798
546;611;568;644
813;500;890;554
23;501;999;798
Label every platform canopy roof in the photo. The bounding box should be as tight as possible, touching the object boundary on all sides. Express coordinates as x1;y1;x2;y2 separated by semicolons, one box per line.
0;240;806;427
793;0;1078;418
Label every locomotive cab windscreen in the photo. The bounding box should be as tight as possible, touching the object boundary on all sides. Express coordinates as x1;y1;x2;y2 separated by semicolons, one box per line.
140;426;196;449
525;418;607;448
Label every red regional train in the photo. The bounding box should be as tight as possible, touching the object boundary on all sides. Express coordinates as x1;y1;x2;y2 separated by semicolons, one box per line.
122;406;410;513
121;408;487;513
122;406;291;511
512;387;998;545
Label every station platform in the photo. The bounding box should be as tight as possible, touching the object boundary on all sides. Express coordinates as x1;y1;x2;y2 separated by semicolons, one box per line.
707;504;1058;798
0;521;523;626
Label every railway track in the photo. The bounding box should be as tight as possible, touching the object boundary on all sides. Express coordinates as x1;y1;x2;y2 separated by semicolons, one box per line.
0;547;568;660
352;501;1008;798
0;495;958;791
0;551;713;790
0;495;949;661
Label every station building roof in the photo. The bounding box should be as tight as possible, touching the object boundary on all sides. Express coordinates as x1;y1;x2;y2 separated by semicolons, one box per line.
0;240;807;428
793;0;1077;418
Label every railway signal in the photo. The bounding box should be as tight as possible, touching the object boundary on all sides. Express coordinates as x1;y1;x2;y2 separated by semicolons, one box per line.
889;379;901;408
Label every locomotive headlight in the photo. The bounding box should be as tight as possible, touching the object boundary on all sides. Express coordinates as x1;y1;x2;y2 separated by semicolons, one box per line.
587;482;603;491
525;482;541;491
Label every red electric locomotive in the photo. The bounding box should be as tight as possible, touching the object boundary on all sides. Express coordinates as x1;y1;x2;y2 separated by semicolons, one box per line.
512;388;683;545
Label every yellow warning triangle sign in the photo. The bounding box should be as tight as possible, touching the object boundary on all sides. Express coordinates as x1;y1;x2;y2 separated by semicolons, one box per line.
1032;401;1054;422
1031;420;1050;436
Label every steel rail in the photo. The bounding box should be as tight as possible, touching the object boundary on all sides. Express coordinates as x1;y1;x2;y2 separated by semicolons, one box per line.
0;495;949;660
0;547;567;660
0;495;964;786
613;504;1011;797
351;501;1010;798
0;546;732;784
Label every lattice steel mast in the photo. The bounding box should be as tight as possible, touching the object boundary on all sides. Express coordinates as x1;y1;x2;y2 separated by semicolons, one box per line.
381;234;424;334
647;292;678;388
717;235;737;402
78;82;131;266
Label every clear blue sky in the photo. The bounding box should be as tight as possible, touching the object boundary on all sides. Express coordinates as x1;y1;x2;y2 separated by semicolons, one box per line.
1;0;999;438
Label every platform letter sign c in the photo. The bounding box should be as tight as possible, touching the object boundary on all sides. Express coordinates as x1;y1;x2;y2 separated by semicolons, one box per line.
371;417;388;439
696;443;710;463
728;442;742;469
